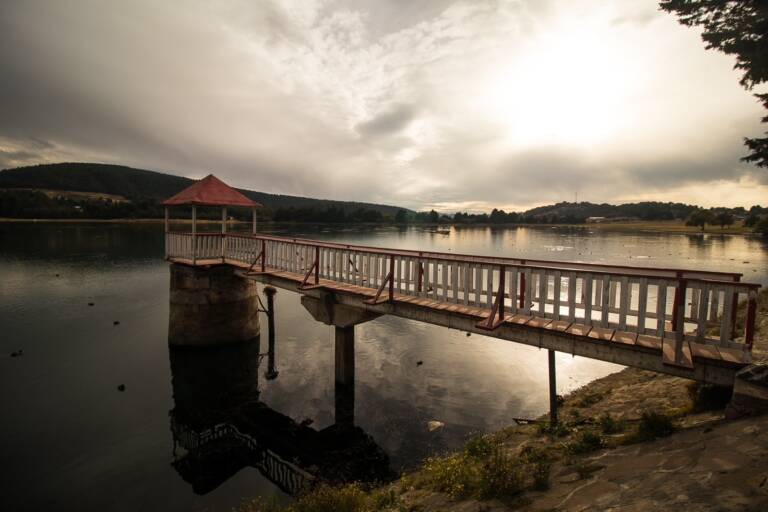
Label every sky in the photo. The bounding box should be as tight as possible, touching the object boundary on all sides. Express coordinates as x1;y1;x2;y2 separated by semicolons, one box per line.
1;0;766;212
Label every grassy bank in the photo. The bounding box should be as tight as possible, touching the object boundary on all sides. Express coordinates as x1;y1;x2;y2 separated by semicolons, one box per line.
239;290;768;512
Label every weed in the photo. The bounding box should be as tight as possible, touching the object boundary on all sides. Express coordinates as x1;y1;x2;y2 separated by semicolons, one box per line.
572;390;607;408
564;430;604;455
536;420;571;438
291;484;369;512
624;411;675;443
597;413;626;434
422;453;477;499
464;434;493;459
532;461;552;491
519;445;548;463
478;445;524;499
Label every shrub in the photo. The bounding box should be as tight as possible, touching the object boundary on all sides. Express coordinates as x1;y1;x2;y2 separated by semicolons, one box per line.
572;390;607;408
597;413;626;434
626;411;675;443
478;445;524;499
422;453;477;499
565;430;604;455
464;434;493;459
532;461;552;491
536;420;571;438
291;484;369;512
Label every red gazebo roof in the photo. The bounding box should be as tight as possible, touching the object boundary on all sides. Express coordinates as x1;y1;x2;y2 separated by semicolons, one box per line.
162;174;261;207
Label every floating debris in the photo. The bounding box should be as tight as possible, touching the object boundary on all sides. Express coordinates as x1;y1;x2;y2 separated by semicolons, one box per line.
117;384;125;392
10;350;23;358
466;332;471;337
88;302;94;306
427;420;445;432
113;321;120;326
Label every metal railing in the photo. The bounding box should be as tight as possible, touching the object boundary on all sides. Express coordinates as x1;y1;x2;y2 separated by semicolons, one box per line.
166;232;760;350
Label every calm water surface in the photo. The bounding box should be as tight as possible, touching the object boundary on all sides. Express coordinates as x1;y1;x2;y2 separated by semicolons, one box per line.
1;223;766;511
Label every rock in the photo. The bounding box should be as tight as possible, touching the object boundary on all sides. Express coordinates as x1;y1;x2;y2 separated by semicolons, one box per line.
559;472;581;483
88;302;94;306
299;418;314;427
113;321;120;326
427;420;445;432
466;332;471;337
117;384;125;392
10;350;23;357
416;360;423;366
726;364;768;418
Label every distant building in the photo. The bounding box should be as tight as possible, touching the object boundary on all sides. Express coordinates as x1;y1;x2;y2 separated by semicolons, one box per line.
586;216;606;223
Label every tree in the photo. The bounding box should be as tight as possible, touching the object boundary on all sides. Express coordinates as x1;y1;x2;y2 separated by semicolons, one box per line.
686;209;715;230
660;1;768;167
394;209;408;224
714;211;735;228
427;209;440;223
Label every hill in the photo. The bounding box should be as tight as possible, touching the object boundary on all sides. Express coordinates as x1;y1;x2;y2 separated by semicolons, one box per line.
0;163;410;220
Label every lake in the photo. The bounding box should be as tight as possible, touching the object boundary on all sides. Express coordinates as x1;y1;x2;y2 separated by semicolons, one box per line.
1;223;766;511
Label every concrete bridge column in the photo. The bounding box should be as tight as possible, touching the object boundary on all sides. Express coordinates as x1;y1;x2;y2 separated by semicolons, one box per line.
168;263;260;347
301;293;380;426
335;325;355;426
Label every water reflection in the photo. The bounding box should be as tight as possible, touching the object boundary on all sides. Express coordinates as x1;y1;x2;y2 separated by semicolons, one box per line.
168;338;392;497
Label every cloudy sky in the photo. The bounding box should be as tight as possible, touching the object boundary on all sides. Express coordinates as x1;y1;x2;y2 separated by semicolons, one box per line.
1;0;766;211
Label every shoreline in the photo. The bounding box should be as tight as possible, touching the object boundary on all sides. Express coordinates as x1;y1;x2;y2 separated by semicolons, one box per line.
0;218;757;235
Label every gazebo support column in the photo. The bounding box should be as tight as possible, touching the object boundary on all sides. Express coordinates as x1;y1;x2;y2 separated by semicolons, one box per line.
252;206;257;234
192;206;197;265
164;207;169;258
221;207;227;260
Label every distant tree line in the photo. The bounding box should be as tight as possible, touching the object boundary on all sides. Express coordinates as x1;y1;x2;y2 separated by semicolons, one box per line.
2;189;768;235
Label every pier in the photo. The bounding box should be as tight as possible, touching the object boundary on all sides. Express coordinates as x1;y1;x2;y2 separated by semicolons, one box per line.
162;176;761;430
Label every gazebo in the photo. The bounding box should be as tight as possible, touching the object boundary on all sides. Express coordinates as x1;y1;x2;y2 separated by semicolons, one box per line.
163;174;262;264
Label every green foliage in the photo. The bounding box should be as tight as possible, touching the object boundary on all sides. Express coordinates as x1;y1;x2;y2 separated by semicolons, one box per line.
531;461;552;491
714;211;735;228
477;445;524;499
564;430;604;455
536;420;571;438
0;163;409;220
597;413;626;435
687;382;733;412
660;1;768;167
572;390;607;408
625;411;676;443
686;209;715;230
464;435;494;459
421;453;477;499
290;484;369;512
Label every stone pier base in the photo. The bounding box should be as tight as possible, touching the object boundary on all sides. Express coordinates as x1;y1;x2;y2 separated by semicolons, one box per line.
168;263;260;347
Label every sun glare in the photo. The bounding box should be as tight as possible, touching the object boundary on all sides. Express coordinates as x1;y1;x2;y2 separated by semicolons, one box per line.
487;21;637;149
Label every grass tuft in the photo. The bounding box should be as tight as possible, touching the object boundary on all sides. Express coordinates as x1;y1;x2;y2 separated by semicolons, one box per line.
624;411;675;444
597;413;626;435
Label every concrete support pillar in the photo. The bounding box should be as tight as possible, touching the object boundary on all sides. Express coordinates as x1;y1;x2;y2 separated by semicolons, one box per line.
548;349;558;425
335;325;355;426
168;263;259;346
264;286;279;380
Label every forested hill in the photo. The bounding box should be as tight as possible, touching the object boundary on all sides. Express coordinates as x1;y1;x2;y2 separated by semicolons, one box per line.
0;162;409;219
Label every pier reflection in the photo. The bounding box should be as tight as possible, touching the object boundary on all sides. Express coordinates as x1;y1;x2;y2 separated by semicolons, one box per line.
168;337;392;496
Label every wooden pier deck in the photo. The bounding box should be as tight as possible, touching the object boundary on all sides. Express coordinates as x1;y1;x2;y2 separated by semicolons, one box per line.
167;232;760;386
